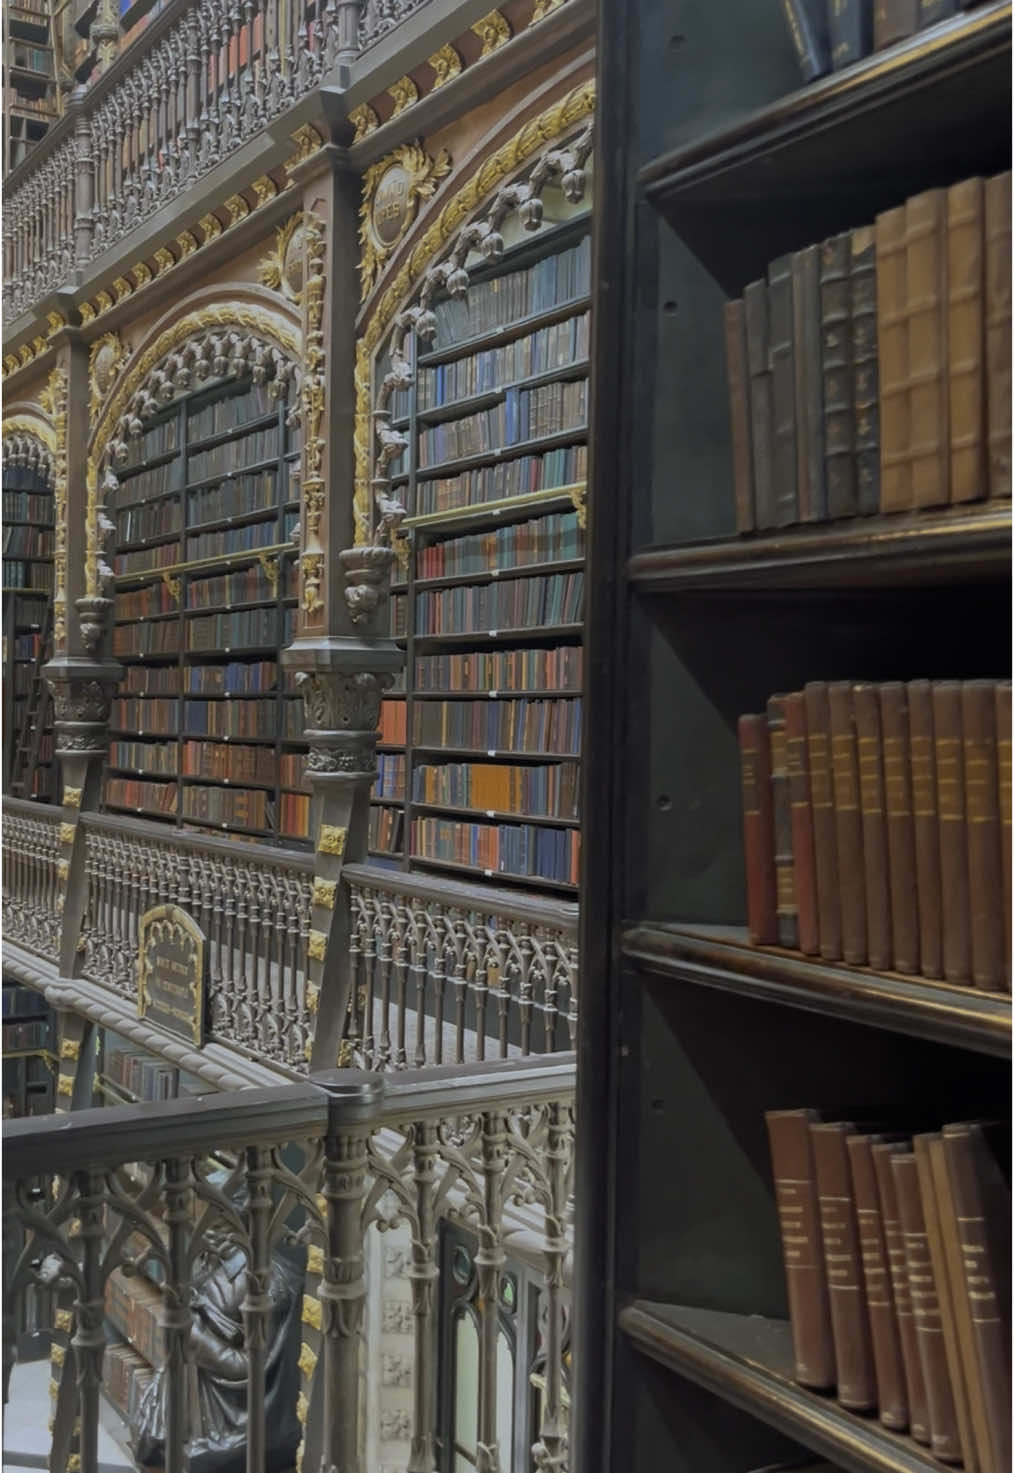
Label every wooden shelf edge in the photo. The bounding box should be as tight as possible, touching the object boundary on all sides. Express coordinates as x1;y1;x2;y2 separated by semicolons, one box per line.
622;924;1011;1057
618;1302;943;1473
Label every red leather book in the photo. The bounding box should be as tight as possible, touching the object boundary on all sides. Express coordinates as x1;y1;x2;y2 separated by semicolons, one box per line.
996;681;1012;987
908;679;943;979
872;1139;930;1444
962;681;1005;990
849;1132;909;1430
805;682;841;961
933;681;972;985
880;682;920;975
766;1108;836;1390
739;713;778;945
785;690;819;955
768;694;799;949
828;682;867;965
811;1120;876;1410
853;683;893;972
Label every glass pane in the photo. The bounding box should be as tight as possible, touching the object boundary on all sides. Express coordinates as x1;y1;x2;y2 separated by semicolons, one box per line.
454;1311;479;1457
496;1329;515;1466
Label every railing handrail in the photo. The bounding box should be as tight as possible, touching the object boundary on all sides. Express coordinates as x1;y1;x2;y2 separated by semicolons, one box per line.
2;794;63;822
79;808;317;875
343;860;580;933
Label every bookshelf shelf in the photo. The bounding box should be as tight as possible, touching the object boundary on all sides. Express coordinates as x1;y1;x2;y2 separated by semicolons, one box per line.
410;745;580;761
416;426;588;483
410;854;578;894
623;923;1011;1059
403;484;585;532
412;688;581;699
410;801;580;829
618;1303;943;1473
415;359;592;427
412;624;583;649
417;295;592;367
414;557;585;592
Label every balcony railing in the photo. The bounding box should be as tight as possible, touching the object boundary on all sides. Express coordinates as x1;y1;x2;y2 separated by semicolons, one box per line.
3;1054;575;1473
2;796;66;965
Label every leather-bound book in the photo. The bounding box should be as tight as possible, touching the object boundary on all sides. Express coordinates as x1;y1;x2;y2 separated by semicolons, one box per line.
985;172;1012;499
874;0;918;48
768;694;799;949
995;681;1011;985
766;1109;836;1389
828;682;867;965
933;682;972;985
906;189;950;507
785;690;819;955
947;178;987;503
805;682;842;961
962;682;1005;990
793;245;826;522
848;1133;909;1430
892;1147;962;1462
880;683;919;974
851;225;880;514
780;0;832;80
853;684;893;971
821;234;856;518
915;1135;979;1470
872;1140;930;1444
942;1122;1012;1473
876;205;911;510
745;279;776;529
830;0;873;68
724;299;756;534
769;256;799;527
740;713;778;945
919;0;957;21
811;1121;876;1410
908;680;943;978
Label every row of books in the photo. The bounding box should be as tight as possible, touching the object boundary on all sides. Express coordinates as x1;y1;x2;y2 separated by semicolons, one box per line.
182;697;290;737
103;1339;155;1423
412;817;580;885
12;632;44;660
105;1267;167;1366
375;752;407;799
113;698;177;733
417;511;583;579
187;563;290;610
186;607;289;651
417;382;588;468
3;559;53;589
370;807;404;854
182;784;269;829
109;739;178;776
412;759;580;819
10;595;47;625
183;739;278;784
112;622;180;656
186;423;281;484
2;986;47;1020
414;445;587;514
379;700;407;745
185;512;294;563
418;312;592;408
111;461;177;505
391;593;407;637
724;171;1012;531
115;497;181;546
415;644;582;692
739;680;1011;990
12;667;34;696
115;583;178;621
2;491;51;522
415;572;584;635
114;540;182;576
188;466;289;527
186;381;276;441
106;777;178;813
3;525;53;557
120;416;178;470
430;237;591;342
280;752;309;791
413;697;582;754
119;660;285;694
104;1043;180;1100
2;1018;50;1051
767;1109;1010;1472
279;792;310;837
783;0;987;83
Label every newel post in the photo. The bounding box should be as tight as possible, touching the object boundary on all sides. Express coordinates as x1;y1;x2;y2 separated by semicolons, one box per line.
69;87;94;269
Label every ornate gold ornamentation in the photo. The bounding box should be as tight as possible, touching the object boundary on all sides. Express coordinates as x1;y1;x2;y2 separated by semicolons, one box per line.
112;276;132;302
57;1075;73;1097
37;364;70;646
317;824;348;856
252;174;279;205
78;301;97;324
387;75;418;116
257;213;306;304
161;571;182;603
472;9;511;54
298;1343;317;1379
94;289;114;315
348;103;379;143
353;79;596;542
153;247;175;276
32;335;47;356
312;878;337;910
60;1037;80;1060
429;43;463;87
568;481;587;529
306;1244;324;1276
131;262;153;288
257;552;279;593
297;209;328;623
197;213;222;242
224;193;250;225
63;786;82;808
57;858;69;882
285;124;325;173
307;930;327;962
67;1457;81;1473
301;552;324;615
176;231;198;257
55;1309;73;1333
59;822;76;845
19;344;33;366
4;355;19;375
301;1295;322;1331
51;1345;65;1367
532;0;566;19
359;142;451;301
88;332;126;423
296;1391;310;1426
47;311;66;337
305;981;320;1014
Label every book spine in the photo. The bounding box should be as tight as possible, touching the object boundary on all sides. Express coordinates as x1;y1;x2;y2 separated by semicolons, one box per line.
947;177;987;503
785;690;819;955
849;1133;909;1430
880;682;920;974
780;0;831;81
723;299;756;534
766;1109;836;1390
745;279;776;530
872;1140;931;1444
768;694;799;949
805;681;842;961
793;244;826;522
933;681;972;985
821;233;857;518
908;679;943;978
828;682;867;965
906;189;950;507
851;224;880;514
996;681;1012;986
961;682;1005;990
853;683;893;972
874;0;919;46
811;1121;876;1410
769;255;799;527
739;714;778;945
918;0;957;22
892;1147;962;1462
830;0;873;69
985;172;1012;499
876;204;911;510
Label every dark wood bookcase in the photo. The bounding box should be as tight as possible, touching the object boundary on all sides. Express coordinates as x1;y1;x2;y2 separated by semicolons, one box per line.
3;461;56;800
576;5;1012;1473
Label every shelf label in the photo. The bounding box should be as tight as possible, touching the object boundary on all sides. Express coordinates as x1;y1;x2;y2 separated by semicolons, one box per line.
487;749;496;757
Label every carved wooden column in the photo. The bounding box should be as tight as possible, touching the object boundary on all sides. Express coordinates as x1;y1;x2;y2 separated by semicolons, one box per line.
69;87;94;270
335;0;363;65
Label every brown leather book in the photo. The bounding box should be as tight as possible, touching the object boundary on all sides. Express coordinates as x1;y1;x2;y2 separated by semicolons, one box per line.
942;1122;1012;1473
872;1140;930;1444
793;244;826;523
811;1121;877;1410
947;178;987;503
766;1108;836;1390
853;684;893;972
805;682;842;961
962;682;1005;990
985;172;1012;499
995;681;1011;986
745;278;776;529
851;225;880;515
933;681;972;985
908;680;943;979
876;204;911;511
740;713;778;945
786;690;819;955
828;682;867;965
906;189;950;507
880;682;920;974
724;299;755;534
768;694;799;949
821;233;856;518
892;1147;962;1462
848;1133;909;1430
770;255;799;528
915;1135;979;1470
874;0;919;47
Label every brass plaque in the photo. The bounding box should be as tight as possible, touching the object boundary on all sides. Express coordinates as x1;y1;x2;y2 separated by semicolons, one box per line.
138;904;206;1047
371;161;412;248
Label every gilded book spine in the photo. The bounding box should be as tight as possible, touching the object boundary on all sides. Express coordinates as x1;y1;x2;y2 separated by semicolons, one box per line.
946;177;986;503
905;189;949;507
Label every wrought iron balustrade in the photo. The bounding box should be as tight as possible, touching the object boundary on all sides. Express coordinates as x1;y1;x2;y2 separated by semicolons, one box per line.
2;796;66;963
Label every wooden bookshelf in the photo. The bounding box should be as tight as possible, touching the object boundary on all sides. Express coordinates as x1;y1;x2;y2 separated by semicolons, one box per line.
3;464;56;800
577;5;1012;1473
